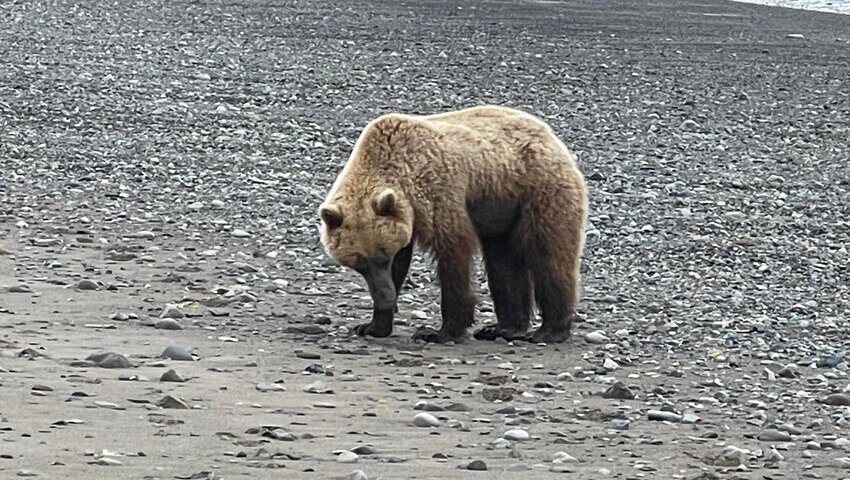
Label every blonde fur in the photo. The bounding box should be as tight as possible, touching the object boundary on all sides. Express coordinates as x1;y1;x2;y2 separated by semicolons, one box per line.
319;105;589;342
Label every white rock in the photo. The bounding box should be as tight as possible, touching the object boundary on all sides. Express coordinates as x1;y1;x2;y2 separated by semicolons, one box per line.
231;229;251;238
503;429;530;442
552;451;578;463
337;451;359;463
413;412;440;427
585;331;609;344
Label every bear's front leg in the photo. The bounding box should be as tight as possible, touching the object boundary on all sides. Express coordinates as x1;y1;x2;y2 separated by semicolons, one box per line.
412;240;476;344
354;307;394;338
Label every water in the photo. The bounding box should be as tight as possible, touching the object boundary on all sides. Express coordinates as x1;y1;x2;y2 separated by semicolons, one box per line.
732;0;850;15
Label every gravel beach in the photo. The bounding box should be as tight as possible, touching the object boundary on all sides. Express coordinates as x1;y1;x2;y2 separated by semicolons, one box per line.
1;0;849;479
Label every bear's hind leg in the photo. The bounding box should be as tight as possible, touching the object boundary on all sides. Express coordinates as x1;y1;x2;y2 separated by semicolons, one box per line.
473;234;532;341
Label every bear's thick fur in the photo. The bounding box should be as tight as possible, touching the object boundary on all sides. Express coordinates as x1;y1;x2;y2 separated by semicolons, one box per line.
319;105;588;344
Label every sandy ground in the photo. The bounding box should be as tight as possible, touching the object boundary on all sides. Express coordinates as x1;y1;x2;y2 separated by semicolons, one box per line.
2;0;849;479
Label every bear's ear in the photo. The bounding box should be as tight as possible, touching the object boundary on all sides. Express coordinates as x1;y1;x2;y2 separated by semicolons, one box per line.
372;188;397;217
320;204;343;229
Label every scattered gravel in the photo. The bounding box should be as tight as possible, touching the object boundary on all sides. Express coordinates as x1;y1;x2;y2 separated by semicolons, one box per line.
0;0;848;478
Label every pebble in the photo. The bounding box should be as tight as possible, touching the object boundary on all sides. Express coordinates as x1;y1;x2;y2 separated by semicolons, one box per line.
585;331;609;344
607;419;630;430
231;229;251;238
86;352;131;369
160;346;194;361
155;319;182;330
601;381;635;399
256;382;286;392
160;306;184;319
160;369;186;382
157;395;189;409
824;394;850;406
413;412;440;427
552;451;578;463
337;451;358;463
757;429;792;442
503;429;530;441
464;460;487;471
347;471;368;480
76;279;100;290
647;410;682;423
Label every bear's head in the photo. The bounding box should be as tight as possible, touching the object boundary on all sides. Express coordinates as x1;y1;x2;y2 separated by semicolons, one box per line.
319;187;414;311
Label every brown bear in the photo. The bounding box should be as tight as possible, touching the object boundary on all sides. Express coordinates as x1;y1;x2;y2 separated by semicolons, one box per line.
318;105;589;344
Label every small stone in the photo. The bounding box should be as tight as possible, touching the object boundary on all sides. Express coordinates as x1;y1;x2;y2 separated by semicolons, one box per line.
824;394;850;406
256;382;286;392
757;429;792;442
157;395;189;409
601;381;635;400
337;451;358;463
93;457;123;466
155;319;182;330
465;460;487;471
787;33;805;39
76;279;100;291
603;358;619;370
303;381;333;394
552;451;578;463
765;446;784;463
160;306;184;319
585;331;608;344
834;457;850;469
413;413;440;427
7;284;32;293
680;119;700;131
160;370;186;383
647;410;682;423
607;419;630;430
160;346;193;361
347;471;368;480
86;352;131;369
682;413;701;424
17;470;38;477
231;229;251;238
503;429;530;442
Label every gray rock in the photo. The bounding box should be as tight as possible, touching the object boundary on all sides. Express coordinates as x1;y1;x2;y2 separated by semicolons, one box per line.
465;460;487;471
757;429;792;442
155;319;183;330
160;369;186;382
156;394;189;409
601;381;635;400
347;471;368;480
647;410;682;423
256;382;286;392
160;345;194;361
824;394;850;406
86;352;131;369
76;279;100;290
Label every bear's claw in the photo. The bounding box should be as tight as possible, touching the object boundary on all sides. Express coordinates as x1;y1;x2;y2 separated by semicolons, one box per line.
353;321;393;338
472;325;528;342
411;326;463;344
519;326;571;344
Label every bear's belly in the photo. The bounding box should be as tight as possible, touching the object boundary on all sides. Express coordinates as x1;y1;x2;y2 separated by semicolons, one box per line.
467;198;520;239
